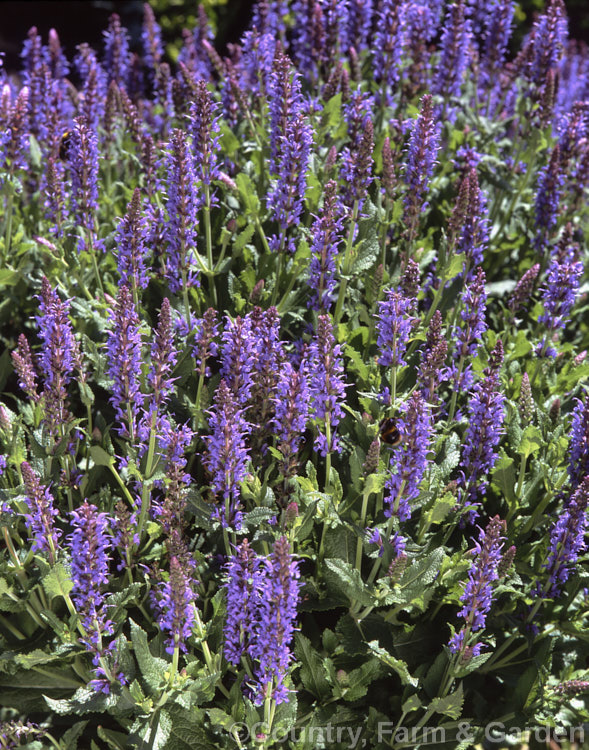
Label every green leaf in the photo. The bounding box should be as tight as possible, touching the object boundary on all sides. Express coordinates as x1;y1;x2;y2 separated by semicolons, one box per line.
517;424;543;459
97;727;129;750
235;173;260;215
130;619;168;692
491;450;516;505
14;649;61;670
343;658;384;701
42;563;73;603
295;634;331;700
89;445;114;467
324;558;374;606
161;705;216;750
61;721;88;750
430;683;464;719
366;641;418;687
44;687;119;716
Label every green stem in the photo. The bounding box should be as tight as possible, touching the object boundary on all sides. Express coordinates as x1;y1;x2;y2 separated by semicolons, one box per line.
108;464;137;510
355;488;371;572
203;184;217;307
447;355;465;423
136;412;158;545
334;200;360;325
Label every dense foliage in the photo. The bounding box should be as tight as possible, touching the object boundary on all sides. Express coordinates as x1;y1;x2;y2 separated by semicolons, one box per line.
1;1;589;748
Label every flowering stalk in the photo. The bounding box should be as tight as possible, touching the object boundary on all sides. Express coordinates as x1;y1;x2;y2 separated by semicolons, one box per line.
21;461;60;564
448;516;506;662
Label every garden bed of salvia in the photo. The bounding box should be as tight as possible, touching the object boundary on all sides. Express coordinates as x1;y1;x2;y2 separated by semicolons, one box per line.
1;0;589;748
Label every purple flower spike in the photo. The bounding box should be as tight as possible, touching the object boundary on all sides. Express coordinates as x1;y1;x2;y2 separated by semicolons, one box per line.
307;180;343;312
376;289;417;370
458;348;505;514
36;277;75;435
433;2;472;108
449;515;506;655
274;361;310;477
250;536;300;705
374;0;407;104
21;461;61;564
539;239;582;333
534;146;564;252
69;116;100;253
103;13;131;88
224;538;261;665
69;502;114;654
12;334;39;402
164;129;200;294
152;555;197;654
403;95;440;238
307;315;347;456
204;380;251;528
190;79;221;189
115;188;151;292
543;478;589;598
568;395;589;489
385;391;432;521
453;267;487;392
220;315;256;407
105;285;144;440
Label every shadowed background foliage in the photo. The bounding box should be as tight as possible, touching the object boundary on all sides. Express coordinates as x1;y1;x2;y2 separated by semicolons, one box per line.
1;0;588;75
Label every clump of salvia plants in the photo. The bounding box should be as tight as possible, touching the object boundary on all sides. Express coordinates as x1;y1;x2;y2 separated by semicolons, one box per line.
1;1;589;748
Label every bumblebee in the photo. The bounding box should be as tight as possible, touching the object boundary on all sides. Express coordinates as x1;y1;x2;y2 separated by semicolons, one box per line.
379;417;402;447
59;130;72;160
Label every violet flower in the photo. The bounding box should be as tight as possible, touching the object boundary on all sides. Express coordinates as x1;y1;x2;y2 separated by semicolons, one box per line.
543;477;589;598
164;128;200;293
152;555;196;654
376;289;416;370
69;116;100;253
69;501;114;658
220;315;256;407
21;461;60;564
403;95;440;238
307;180;343;312
224;538;261;665
374;0;407;104
11;334;39;402
416;310;448;404
534;146;564;252
250;536;300;705
190;80;221;189
538;242;582;333
307;315;347;456
268;111;312;254
105;284;144;440
568;395;589;489
452;267;487;392
458;350;505;514
449;515;506;657
204;379;251;528
115;188;151;292
103;13;131;88
142;4;163;75
36;277;75;436
273;361;310;478
385;391;432;522
432;2;472;107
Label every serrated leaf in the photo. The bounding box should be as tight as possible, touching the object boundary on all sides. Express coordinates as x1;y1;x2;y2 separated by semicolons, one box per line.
42;563;73;603
130;619;168;692
430;683;464;719
517;425;543;459
61;721;88;750
343;658;384;701
324;558;374;606
295;633;331;700
44;687;118;716
366;641;418;687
